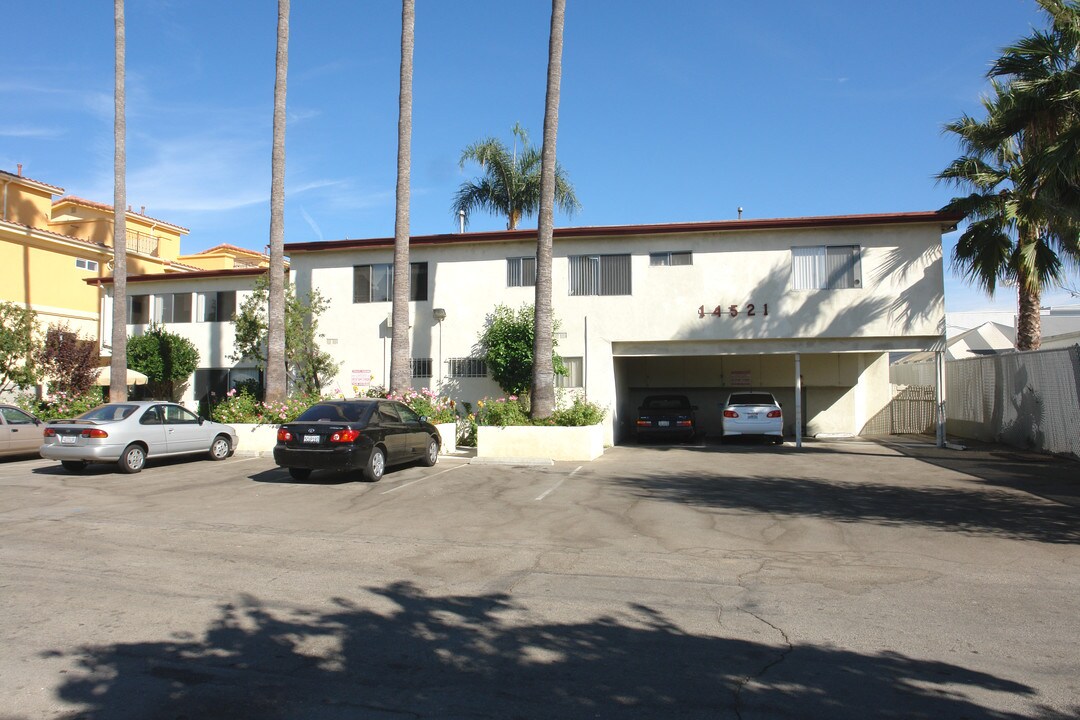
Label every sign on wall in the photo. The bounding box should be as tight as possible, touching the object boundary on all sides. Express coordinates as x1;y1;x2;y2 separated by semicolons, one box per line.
730;370;752;387
351;369;372;387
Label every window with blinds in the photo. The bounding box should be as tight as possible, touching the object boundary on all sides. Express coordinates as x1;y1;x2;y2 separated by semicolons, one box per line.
649;251;692;266
448;357;487;378
568;254;631;296
791;245;862;290
507;257;537;287
555;357;583;388
354;262;429;302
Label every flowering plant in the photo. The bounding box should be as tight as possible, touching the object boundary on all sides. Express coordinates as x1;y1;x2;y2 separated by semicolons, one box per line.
210;389;320;425
16;388;104;421
386;387;456;424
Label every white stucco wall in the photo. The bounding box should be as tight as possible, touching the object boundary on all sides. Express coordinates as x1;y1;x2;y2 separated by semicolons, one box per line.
288;217;948;441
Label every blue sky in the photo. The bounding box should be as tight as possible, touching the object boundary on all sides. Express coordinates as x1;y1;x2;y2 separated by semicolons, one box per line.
3;0;1077;314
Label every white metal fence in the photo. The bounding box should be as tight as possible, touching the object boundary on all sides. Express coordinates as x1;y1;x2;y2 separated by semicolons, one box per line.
888;346;1080;458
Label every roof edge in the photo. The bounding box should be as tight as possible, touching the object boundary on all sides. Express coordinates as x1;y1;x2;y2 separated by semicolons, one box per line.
285;211;964;253
85;267;278;286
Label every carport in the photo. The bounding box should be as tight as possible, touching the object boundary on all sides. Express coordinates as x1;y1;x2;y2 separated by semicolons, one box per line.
611;337;945;447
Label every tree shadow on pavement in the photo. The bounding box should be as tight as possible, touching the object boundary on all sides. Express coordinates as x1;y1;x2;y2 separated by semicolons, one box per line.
608;469;1080;545
45;582;1072;720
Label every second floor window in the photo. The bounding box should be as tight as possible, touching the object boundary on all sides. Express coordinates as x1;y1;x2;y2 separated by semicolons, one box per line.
129;294;150;324
354;262;428;303
202;291;236;322
75;258;99;272
649;251;692;266
791;245;862;290
155;293;192;324
507;257;537;287
568;254;632;296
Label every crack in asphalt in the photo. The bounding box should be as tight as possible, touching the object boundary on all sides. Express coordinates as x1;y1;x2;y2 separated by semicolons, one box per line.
732;610;794;720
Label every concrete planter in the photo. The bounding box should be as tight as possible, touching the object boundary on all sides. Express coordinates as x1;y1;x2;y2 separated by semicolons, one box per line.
230;423;280;456
477;424;605;462
435;422;457;455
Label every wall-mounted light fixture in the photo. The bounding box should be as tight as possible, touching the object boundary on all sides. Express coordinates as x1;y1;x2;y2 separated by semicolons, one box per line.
433;308;447;322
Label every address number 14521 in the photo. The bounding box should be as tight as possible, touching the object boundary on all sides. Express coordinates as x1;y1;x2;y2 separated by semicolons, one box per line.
698;303;768;319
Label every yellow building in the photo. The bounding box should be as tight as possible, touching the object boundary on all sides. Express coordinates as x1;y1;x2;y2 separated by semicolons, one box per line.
0;166;271;343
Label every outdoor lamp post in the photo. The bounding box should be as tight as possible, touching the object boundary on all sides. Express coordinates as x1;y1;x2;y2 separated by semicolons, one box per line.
433;308;447;390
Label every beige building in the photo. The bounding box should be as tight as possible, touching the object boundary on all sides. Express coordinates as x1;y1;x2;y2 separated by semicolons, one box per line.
285;211;959;444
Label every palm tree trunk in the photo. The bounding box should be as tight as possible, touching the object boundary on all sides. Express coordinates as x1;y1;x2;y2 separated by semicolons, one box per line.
531;0;566;420
389;0;415;395
110;0;128;403
265;0;289;404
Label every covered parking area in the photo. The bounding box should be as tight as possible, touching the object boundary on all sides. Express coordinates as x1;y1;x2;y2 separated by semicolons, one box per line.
610;337;945;446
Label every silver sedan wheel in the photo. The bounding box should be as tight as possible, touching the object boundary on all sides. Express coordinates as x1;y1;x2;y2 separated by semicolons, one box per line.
119;444;146;474
209;435;231;460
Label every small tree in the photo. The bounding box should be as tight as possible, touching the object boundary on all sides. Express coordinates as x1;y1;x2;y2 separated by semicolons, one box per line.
477;304;566;398
127;325;200;401
0;302;42;394
230;275;340;395
38;324;98;397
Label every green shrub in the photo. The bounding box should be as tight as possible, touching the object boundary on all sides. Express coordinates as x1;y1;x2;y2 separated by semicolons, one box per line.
17;389;104;421
549;396;607;426
474;396;530;427
210;389;320;425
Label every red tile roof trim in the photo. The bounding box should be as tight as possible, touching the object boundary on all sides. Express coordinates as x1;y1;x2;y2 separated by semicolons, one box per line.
86;267;282;286
283;211;964;253
0;169;64;193
0;218;109;249
53;196;190;233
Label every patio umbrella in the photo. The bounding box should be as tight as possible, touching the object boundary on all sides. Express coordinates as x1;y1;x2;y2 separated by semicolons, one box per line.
93;366;149;386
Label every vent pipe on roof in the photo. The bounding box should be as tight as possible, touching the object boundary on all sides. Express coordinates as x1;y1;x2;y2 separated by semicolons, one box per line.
737;206;743;220
140;205;145;215
17;164;23;177
459;210;465;234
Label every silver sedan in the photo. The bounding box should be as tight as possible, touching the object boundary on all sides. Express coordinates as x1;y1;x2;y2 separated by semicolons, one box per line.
39;401;238;473
0;404;44;458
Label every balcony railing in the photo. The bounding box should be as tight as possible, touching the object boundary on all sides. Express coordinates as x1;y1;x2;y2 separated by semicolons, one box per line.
128;231;160;257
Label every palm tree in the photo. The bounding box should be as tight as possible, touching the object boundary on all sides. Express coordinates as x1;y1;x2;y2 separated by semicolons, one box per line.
389;0;415;395
453;123;580;230
110;0;128;403
531;0;567;421
939;0;1080;351
265;0;289;404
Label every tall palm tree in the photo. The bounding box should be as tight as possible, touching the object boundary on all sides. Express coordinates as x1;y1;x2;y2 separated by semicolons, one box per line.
453;123;580;230
389;0;415;395
939;0;1080;351
265;0;289;403
531;0;567;421
110;0;128;403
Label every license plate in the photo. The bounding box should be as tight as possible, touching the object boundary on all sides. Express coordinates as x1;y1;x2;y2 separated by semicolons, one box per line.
303;435;320;444
60;436;77;445
747;414;758;419
658;420;670;427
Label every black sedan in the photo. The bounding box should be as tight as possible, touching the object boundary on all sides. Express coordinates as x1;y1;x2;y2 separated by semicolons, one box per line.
273;399;441;481
634;394;697;443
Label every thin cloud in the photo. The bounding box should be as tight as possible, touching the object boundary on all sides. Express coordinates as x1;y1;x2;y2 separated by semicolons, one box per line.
0;126;65;139
300;206;324;241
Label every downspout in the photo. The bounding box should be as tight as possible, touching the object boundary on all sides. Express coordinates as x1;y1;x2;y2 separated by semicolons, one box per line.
1;178;9;221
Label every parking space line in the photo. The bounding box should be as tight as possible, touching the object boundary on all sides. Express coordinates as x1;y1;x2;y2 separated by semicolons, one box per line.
380;464;463;494
535;466;582;501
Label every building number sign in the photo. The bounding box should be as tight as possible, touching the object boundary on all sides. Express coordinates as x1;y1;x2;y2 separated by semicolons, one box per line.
697;303;769;319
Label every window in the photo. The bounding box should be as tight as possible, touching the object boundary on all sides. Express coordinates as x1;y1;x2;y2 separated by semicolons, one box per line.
353;262;428;303
791;245;862;290
201;291;236;322
568;254;631;296
649;251;692;267
507;257;537;287
555;357;583;388
448;357;487;378
155;293;192;324
75;258;99;272
0;407;35;424
129;294;150;324
398;404;421;423
411;358;432;378
163;404;199;425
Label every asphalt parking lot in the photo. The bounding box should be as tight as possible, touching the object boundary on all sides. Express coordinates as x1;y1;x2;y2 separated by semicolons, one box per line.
1;438;1078;719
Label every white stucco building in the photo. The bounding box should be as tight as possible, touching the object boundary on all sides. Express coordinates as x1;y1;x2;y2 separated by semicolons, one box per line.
286;211;959;444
